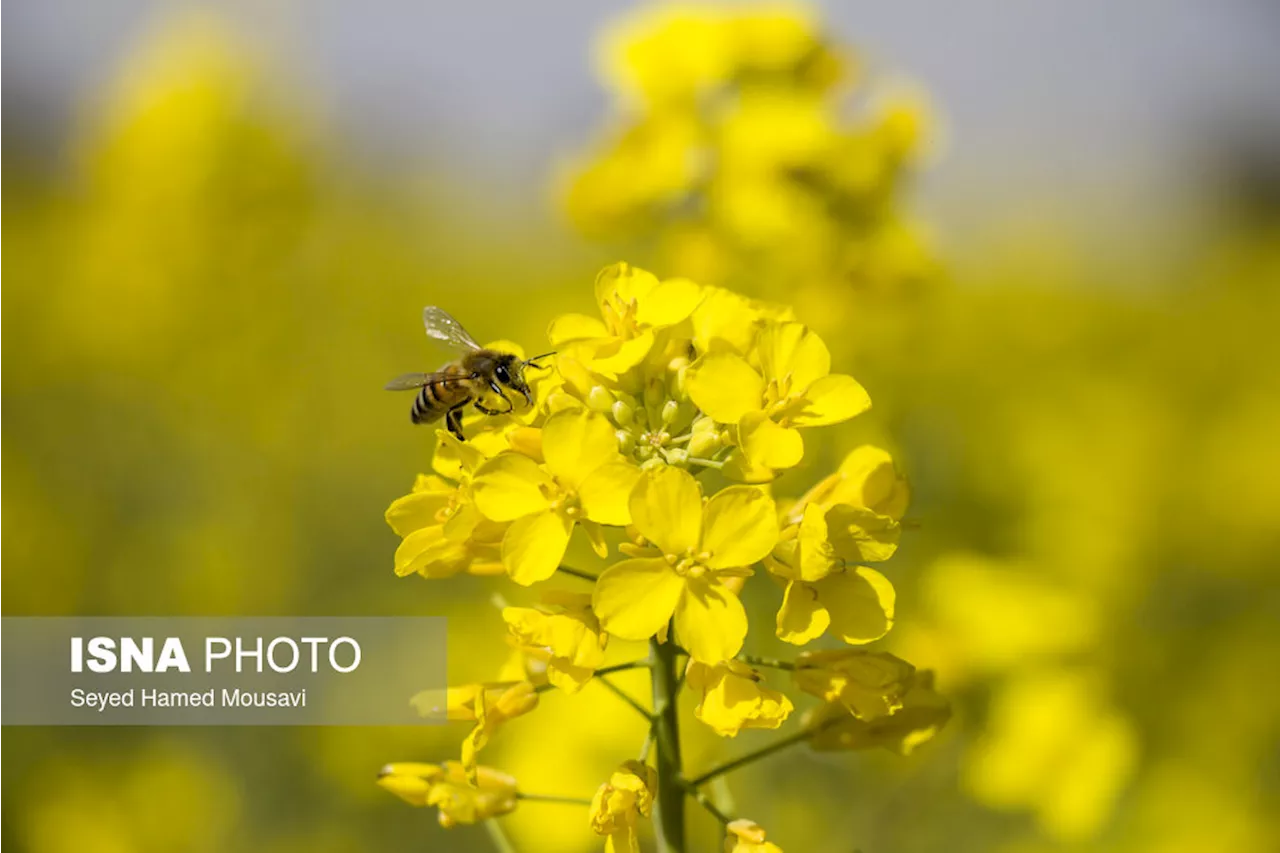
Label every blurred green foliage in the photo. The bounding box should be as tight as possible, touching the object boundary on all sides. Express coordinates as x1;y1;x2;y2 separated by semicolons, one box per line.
4;7;1278;853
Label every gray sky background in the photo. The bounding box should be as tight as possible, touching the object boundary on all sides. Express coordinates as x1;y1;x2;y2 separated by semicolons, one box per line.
6;1;1280;247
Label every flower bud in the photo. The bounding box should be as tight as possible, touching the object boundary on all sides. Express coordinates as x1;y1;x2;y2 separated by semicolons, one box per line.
615;429;636;454
660;400;680;425
611;399;635;426
664;447;690;466
687;417;724;458
587;385;614;412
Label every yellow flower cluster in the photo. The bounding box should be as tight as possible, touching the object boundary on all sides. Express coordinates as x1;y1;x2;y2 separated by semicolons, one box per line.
565;4;936;303
380;262;946;846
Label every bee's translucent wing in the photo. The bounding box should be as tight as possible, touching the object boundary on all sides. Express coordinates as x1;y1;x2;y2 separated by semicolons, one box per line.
384;373;434;391
423;306;481;352
385;371;476;391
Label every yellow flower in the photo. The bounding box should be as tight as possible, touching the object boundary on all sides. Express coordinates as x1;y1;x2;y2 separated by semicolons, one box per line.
724;818;784;853
793;649;915;719
686;659;793;736
593;467;778;662
796;445;910;522
589;760;658;853
386;434;507;578
807;670;950;756
473;409;641;584
689;285;794;357
549;263;704;378
766;447;907;643
685;321;870;480
411;682;539;783
377;761;518;827
503;591;609;693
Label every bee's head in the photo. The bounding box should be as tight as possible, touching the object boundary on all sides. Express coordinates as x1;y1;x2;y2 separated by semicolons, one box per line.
494;353;532;405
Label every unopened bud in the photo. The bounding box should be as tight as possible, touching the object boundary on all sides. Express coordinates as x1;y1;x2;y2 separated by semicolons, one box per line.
612;399;635;426
661;400;680;426
664;448;690;466
587;385;614;412
615;429;636;454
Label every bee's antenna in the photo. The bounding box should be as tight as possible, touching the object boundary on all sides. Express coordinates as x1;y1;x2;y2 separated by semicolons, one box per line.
523;351;556;369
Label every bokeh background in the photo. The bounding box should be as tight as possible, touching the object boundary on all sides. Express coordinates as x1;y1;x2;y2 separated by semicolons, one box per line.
4;2;1279;852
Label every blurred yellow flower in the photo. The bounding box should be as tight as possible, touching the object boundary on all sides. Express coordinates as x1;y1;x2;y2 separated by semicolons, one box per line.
793;649;914;719
963;669;1137;841
377;762;518;828
503;591;609;693
686;321;869;480
686;659;793;736
594;467;777;662
807;670;950;756
589;760;658;853
473;409;641;584
724;818;784;853
411;682;539;784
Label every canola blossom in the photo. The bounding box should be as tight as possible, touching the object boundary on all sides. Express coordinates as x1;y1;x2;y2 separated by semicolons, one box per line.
379;261;947;851
565;3;938;311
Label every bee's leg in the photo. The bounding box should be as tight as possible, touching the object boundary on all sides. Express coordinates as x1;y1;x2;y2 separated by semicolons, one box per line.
473;401;501;415
446;404;467;441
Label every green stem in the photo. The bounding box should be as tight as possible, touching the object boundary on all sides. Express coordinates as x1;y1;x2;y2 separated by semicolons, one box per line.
533;660;650;695
650;633;686;853
685;727;816;788
516;793;594;806
484;819;517;853
596;660;651;677
685;457;724;470
678;779;735;825
559;565;600;582
596;676;653;720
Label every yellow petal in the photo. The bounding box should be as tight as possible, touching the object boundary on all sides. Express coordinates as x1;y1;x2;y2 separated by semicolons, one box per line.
634;276;704;327
593;558;684;640
473;454;554;522
592;331;655;375
685;352;765;423
702;486;778;569
542;409;620;486
394;527;464;578
739;411;804;470
837;445;910;519
580;518;609;558
502;511;573;585
825;505;900;562
795;503;837;581
629;466;702;554
675;579;748;663
776;580;830;644
579;461;642;525
816;567;895;644
548;313;608;344
791;374;871;426
595;262;659;310
758;321;830;390
432;431;488;481
385;490;450;537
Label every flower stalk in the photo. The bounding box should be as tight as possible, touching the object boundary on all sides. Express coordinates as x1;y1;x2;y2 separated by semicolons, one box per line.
650;631;686;853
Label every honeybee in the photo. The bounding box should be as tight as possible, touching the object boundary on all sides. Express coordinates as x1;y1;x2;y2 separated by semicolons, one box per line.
385;307;552;441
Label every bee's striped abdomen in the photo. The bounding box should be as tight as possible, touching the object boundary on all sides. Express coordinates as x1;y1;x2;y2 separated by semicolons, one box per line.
411;367;471;425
